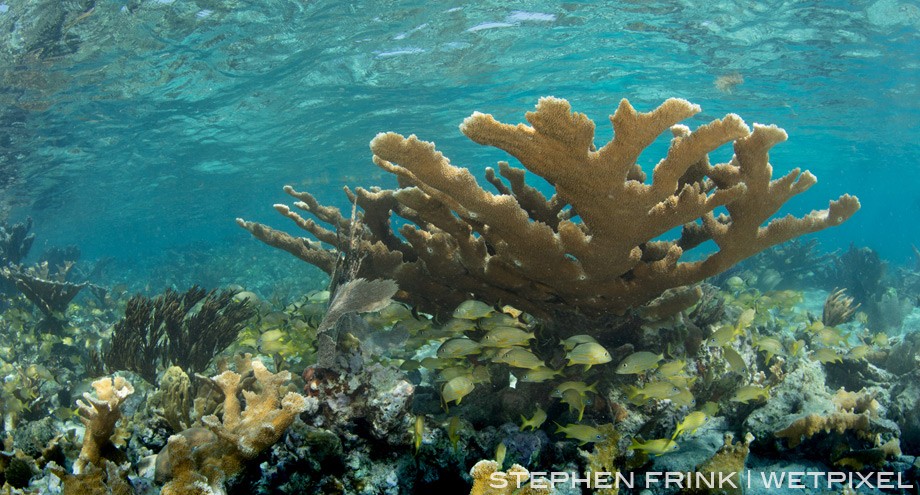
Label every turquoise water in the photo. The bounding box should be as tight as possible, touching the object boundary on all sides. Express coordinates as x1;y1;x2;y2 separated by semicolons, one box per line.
1;0;917;273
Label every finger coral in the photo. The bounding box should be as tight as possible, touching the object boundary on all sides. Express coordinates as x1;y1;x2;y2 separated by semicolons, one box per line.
239;97;859;317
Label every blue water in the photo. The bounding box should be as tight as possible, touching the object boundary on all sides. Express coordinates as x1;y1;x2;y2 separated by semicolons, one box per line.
1;0;918;278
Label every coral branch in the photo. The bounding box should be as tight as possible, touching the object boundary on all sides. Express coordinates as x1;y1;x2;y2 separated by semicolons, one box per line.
240;97;859;317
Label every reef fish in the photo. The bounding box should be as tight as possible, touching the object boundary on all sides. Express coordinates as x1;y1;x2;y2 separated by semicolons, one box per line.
442;376;475;405
754;336;785;363
722;346;746;373
551;381;598;398
657;359;686;378
812;347;843;364
615;351;662;374
481;326;535;348
519;366;560;383
626;381;680;402
453;300;494;320
731;385;771;403
493;348;545;369
520;407;547;431
555;423;607;445
447;416;461;450
629;437;679;456
561;334;598;351
437;337;482;358
561;388;586;422
672;411;708;439
566;342;612;370
414;415;424;454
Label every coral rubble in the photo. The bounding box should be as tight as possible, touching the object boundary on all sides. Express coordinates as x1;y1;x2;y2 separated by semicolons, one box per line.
240;97;859;317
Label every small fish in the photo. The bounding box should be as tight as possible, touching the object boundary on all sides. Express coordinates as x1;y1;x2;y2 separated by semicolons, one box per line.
399;359;421;372
561;334;598;351
634;381;681;401
437;337;482;358
672;411;708;439
737;308;756;330
377;302;414;325
706;324;740;347
847;344;871;361
440;318;478;334
555;423;607;445
447;416;461;450
700;401;720;416
754;336;784;363
561;388;586;421
453;300;494;320
479;312;527;330
420;356;454;370
519;366;561;383
615;351;662;375
725;276;745;291
657;360;686;378
442;376;475;405
258;329;288;354
629;437;679;456
493;348;545;369
551;381;598;398
481;326;535;348
812;347;843;364
789;339;806;357
722;346;746;373
871;332;888;347
495;442;507;466
669;387;696;408
414;415;425;454
805;320;825;333
731;385;771;403
817;327;849;347
665;374;695;389
566;343;612;370
520;407;547;431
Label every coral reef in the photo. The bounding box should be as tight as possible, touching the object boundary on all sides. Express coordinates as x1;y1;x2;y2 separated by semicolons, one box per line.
239;97;858;318
468;459;550;495
0;262;87;332
73;375;135;474
103;286;255;383
154;358;313;493
682;433;752;495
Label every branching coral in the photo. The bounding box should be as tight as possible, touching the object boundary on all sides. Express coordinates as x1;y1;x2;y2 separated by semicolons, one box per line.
73;376;134;474
240;97;859;318
0;262;87;332
468;459;550;495
155;359;313;493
